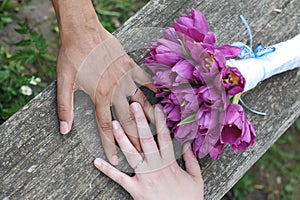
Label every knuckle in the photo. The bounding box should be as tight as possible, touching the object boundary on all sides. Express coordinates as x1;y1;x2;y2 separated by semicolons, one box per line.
134;114;146;124
120;116;135;128
140;136;154;144
57;103;70;114
121;55;136;70
99;122;113;132
158;130;171;141
96;84;110;97
128;134;139;143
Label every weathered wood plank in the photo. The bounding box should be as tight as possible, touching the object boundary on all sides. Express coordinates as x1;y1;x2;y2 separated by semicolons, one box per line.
0;0;299;199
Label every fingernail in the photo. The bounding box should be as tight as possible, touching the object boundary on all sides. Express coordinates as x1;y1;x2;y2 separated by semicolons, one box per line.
110;155;118;166
112;121;119;130
94;158;102;167
131;102;140;112
60;121;69;134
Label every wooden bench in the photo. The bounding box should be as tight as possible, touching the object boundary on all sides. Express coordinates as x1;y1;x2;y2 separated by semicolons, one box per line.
1;0;299;199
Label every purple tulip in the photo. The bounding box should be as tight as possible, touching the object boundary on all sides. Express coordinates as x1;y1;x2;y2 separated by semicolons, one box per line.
217;44;241;59
162;103;181;122
145;41;182;67
209;140;224;160
196;100;226;132
144;8;256;160
157;38;183;56
198;85;221;104
172;59;194;82
182;92;203;115
192;134;205;156
163;27;179;43
174;122;198;143
182;37;227;71
174;8;209;42
152;70;174;88
161;91;181;105
221;104;256;153
194;124;224;159
221;67;246;95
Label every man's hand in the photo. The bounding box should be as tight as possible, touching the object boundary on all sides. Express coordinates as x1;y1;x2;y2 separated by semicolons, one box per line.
52;0;154;165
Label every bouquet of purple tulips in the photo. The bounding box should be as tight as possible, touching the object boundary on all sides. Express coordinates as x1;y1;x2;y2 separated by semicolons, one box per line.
145;8;256;159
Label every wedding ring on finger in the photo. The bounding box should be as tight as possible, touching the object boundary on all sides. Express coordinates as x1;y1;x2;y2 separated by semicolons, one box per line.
127;88;138;102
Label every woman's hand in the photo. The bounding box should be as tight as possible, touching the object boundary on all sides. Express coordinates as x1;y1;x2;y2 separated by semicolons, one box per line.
52;0;154;165
94;103;204;200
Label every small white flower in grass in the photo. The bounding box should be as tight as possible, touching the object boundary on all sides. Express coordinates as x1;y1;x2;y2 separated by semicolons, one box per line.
29;76;41;85
21;85;32;96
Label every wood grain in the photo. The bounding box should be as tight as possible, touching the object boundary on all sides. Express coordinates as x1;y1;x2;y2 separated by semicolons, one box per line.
0;0;299;199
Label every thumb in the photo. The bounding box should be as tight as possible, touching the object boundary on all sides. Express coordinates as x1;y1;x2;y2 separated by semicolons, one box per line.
183;143;202;179
56;67;76;134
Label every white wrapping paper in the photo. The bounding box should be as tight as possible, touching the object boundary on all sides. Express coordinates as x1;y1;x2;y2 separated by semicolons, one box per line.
227;34;300;92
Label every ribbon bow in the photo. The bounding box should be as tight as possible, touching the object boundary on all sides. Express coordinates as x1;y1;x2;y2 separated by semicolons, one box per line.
232;15;275;59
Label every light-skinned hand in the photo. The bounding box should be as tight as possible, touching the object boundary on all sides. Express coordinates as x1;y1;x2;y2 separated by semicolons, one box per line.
94;103;204;200
52;0;154;165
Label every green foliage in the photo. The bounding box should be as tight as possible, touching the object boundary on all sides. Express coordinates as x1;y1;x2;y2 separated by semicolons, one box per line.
11;19;56;78
232;173;255;199
0;45;29;122
230;125;300;199
92;0;140;32
0;19;55;123
258;134;300;199
0;0;17;32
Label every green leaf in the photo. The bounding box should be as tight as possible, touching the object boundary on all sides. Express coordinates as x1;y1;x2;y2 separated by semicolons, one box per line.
0;0;9;10
178;39;191;59
14;28;28;34
15;39;31;47
17;18;28;28
0;70;10;83
1;16;12;23
231;92;242;104
15;64;25;72
177;113;196;126
284;184;294;193
10;51;33;64
27;54;36;64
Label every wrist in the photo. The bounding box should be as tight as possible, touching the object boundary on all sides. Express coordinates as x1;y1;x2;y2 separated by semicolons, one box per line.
52;0;111;45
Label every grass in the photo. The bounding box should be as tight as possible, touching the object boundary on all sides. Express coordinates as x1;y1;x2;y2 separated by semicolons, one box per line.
0;18;55;123
92;0;147;32
226;118;300;199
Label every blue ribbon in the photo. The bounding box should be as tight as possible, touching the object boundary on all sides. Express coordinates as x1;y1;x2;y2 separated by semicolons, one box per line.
232;15;276;60
232;15;270;116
